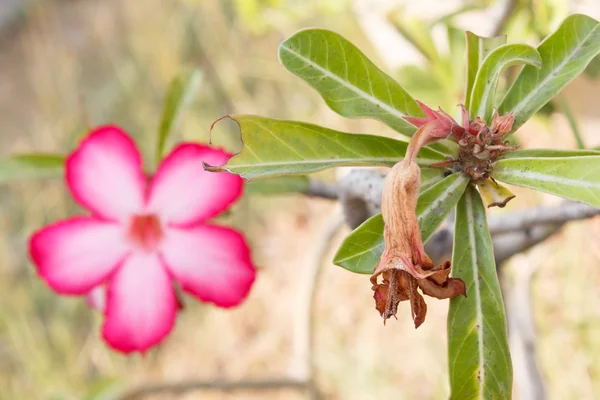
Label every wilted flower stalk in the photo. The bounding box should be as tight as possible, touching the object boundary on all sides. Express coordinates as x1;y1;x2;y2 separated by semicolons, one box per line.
371;108;466;328
372;101;518;327
372;101;519;327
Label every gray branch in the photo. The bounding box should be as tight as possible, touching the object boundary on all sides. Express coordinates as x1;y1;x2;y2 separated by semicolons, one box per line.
117;379;310;400
304;168;600;400
489;202;600;235
306;170;600;266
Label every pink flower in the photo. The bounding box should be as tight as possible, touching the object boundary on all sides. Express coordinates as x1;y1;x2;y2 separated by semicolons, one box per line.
404;100;466;139
29;126;256;353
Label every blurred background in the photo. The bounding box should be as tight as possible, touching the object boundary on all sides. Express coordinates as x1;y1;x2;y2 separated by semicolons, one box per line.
2;0;600;399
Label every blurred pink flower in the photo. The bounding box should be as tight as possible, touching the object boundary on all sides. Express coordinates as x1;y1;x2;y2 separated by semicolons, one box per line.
29;126;256;353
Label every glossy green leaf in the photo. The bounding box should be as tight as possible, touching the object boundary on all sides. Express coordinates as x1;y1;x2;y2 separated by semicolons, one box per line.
491;155;600;207
584;54;600;78
469;44;541;122
498;148;600;159
278;29;422;135
208;115;445;180
464;32;506;107
420;167;447;191
0;154;64;183
246;175;310;195
333;213;384;275
447;25;467;88
499;14;600;132
156;69;203;161
333;172;469;274
448;186;512;400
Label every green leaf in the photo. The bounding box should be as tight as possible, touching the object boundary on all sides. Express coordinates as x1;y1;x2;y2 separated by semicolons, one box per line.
278;29;423;135
447;25;467;86
333;172;469;274
469;44;541;122
498;148;600;159
156;69;203;161
448;186;512;400
0;154;64;183
491;155;600;207
584;54;600;78
246;175;310;195
333;213;384;275
420;167;447;191
464;32;506;107
499;14;600;132
208;115;445;180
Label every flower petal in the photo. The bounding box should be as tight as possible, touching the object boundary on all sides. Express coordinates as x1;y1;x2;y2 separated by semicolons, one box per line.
102;253;177;353
66;126;146;221
29;217;130;295
147;144;243;225
161;225;255;308
87;286;107;313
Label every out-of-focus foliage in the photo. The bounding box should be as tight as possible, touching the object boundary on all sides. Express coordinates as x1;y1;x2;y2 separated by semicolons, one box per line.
3;1;600;399
230;0;349;34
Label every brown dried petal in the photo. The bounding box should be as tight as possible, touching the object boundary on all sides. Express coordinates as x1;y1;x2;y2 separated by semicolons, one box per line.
490;109;516;137
372;282;390;317
371;121;466;327
418;276;466;300
408;276;427;328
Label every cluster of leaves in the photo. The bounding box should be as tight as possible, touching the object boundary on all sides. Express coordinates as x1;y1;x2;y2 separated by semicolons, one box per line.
208;14;600;398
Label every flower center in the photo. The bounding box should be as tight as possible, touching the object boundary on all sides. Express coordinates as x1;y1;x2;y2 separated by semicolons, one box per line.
128;214;163;252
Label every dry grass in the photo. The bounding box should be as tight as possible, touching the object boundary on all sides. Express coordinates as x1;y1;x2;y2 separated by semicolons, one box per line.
1;1;600;399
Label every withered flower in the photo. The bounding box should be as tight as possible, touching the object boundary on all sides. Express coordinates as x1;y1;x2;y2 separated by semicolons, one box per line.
489;109;516;138
372;115;466;328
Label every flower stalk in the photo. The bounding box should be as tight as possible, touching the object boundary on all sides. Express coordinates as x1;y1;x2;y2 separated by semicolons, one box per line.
372;121;466;327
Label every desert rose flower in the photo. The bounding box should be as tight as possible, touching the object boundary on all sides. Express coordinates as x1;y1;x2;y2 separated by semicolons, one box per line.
29;126;256;353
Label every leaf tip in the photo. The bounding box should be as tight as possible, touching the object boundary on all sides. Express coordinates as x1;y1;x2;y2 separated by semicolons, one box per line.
209;114;238;145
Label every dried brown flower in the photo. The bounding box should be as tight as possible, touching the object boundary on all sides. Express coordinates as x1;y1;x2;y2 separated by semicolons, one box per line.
372;120;466;327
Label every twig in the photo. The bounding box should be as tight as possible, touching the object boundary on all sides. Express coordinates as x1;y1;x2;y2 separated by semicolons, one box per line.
116;378;309;400
305;174;599;238
492;223;561;266
289;207;345;399
488;201;600;235
504;255;547;400
338;169;384;229
491;0;519;36
304;179;338;200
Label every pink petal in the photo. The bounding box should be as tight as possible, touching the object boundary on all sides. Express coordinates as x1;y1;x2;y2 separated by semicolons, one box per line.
460;104;471;131
404;116;429;127
161;224;256;308
102;253;177;353
147;144;243;226
415;100;437;119
87;286;106;313
66;126;146;221
29;217;130;295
